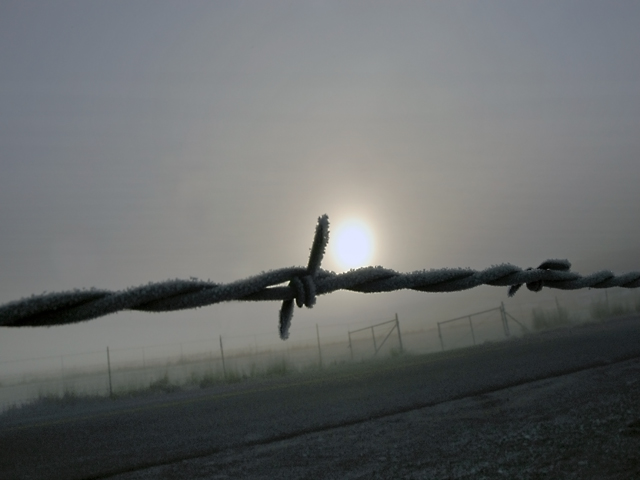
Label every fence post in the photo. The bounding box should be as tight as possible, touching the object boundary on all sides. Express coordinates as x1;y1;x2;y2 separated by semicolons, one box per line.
395;313;403;353
219;335;227;379
437;322;444;351
106;347;113;398
348;331;353;361
316;323;323;368
555;296;563;320
468;316;476;345
501;302;510;337
371;326;377;354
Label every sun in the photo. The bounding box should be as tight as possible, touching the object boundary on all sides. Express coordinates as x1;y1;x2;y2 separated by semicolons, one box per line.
332;220;374;270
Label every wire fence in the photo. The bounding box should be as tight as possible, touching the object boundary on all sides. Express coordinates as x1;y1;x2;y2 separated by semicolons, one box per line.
2;216;640;341
348;315;403;361
2;287;639;411
0;321;367;410
2;214;640;410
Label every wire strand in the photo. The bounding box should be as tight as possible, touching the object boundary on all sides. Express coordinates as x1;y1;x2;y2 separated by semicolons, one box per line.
1;215;639;339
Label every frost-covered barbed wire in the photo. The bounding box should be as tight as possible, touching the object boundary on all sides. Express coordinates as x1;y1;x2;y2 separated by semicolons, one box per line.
1;214;640;339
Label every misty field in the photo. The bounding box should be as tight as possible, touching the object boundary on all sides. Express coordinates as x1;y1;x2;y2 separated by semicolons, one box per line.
0;309;511;411
3;289;639;413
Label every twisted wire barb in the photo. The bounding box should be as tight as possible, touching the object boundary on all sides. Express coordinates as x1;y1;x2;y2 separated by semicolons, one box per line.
1;214;640;339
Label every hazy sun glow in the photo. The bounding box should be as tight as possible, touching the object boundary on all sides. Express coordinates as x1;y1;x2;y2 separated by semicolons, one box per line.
332;220;374;270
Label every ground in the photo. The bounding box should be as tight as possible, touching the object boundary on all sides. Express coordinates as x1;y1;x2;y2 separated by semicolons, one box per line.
111;357;640;480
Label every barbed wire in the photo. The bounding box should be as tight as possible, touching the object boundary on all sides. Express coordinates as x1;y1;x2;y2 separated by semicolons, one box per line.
1;214;640;339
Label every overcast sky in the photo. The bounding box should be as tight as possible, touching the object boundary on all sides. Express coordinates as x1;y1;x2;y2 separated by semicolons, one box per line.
1;1;639;366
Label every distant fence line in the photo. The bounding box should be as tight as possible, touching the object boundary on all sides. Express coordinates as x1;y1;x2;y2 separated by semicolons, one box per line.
0;320;387;388
0;304;515;385
3;287;639;411
3;285;637;374
0;317;407;409
4;288;632;383
0;303;524;410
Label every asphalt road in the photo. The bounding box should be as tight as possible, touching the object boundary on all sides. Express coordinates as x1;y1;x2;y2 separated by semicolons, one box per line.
1;316;640;480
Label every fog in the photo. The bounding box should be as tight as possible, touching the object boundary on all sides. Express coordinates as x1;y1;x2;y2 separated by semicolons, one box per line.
1;2;639;372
